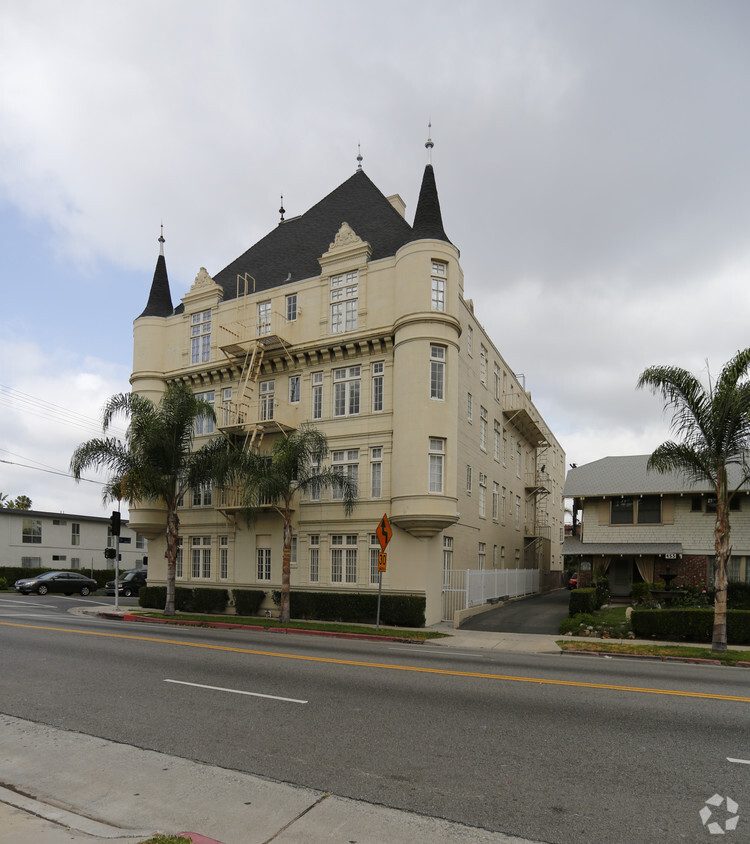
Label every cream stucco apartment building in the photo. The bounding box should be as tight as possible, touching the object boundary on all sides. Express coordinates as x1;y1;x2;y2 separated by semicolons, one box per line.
128;155;565;625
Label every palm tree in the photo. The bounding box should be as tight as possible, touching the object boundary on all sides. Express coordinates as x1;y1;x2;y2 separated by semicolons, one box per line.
70;383;226;615
637;348;750;653
225;423;357;624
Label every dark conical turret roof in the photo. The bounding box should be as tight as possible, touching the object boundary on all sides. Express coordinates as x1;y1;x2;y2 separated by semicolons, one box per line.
409;164;451;245
138;245;174;318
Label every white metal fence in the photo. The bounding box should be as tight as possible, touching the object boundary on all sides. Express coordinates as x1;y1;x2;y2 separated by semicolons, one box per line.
442;568;540;622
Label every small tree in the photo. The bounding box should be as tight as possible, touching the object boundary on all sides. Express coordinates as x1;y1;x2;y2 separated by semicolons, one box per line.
637;349;750;653
225;424;356;624
70;383;226;615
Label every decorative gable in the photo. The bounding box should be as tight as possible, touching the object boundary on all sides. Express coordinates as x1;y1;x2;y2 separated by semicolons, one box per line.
182;266;223;310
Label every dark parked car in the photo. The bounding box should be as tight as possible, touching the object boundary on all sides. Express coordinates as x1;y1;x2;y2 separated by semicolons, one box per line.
15;571;98;596
105;568;147;597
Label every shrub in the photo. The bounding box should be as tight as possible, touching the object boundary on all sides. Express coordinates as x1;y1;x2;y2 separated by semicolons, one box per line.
273;591;426;627
233;589;266;616
728;582;750;609
0;577;7;590
559;613;597;635
569;588;597;616
631;608;750;644
138;586;227;613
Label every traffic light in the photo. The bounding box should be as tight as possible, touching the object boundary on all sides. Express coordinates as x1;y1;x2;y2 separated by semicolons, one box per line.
104;547;116;560
110;511;121;537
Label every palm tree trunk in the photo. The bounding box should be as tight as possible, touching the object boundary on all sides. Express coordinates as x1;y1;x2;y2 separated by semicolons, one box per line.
712;472;730;654
165;507;180;616
279;501;292;624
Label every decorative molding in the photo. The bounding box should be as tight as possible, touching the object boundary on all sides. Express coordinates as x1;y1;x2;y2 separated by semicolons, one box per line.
329;222;363;251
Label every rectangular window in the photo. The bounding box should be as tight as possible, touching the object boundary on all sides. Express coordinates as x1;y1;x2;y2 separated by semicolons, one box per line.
443;536;453;582
370;536;380;584
71;558;80;569
290;535;297;565
330;271;358;333
494;363;500;400
611;496;634;524
493;545;498;568
176;537;183;578
478;542;486;570
71;523;80;546
220;536;228;579
257;547;271;581
257;300;272;336
493;482;499;521
637;496;662;524
691;495;702;513
289;375;301;403
259;380;274;421
372;361;384;412
331;535;343;582
503;429;507;465
515;495;521;530
312;371;323;420
345;536;357;583
729;557;741;582
516;445;521;478
493;420;500;461
220;387;233;426
136;534;146;550
22;519;41;544
194;390;215;435
467;392;473;422
309;535;319;583
190;310;211;364
333;366;361;416
466;464;473;493
480;406;488;451
515;549;521;567
370;447;383;498
480;346;488;385
502;487;506;524
286;293;297;322
332;449;359;499
309;459;321;501
467;324;473;356
430;345;445;400
191;536;211;579
431;276;446;311
192;483;212;507
331;535;357;583
429;438;445;493
479;473;486;517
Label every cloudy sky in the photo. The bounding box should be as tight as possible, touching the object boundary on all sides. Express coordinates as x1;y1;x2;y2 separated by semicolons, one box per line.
2;0;749;518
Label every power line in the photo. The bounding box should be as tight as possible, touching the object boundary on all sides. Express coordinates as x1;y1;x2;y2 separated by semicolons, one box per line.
0;458;106;485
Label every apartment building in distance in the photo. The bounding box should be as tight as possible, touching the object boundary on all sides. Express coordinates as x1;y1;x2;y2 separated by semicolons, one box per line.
128;150;565;625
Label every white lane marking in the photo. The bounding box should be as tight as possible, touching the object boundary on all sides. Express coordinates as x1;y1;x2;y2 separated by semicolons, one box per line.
388;647;485;658
727;758;750;765
165;679;307;704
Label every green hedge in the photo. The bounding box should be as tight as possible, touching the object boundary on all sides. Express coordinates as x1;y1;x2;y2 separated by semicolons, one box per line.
569;588;597;616
232;589;267;616
274;590;426;627
728;582;750;609
139;586;228;613
631;608;750;644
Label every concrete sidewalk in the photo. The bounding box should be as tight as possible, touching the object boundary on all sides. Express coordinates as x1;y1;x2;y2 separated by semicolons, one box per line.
0;714;536;844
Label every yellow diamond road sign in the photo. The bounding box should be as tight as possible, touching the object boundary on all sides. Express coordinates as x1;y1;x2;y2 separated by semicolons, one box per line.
376;513;392;552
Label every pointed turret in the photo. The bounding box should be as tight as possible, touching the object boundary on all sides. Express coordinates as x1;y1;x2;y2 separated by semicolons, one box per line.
138;229;174;318
409;164;452;245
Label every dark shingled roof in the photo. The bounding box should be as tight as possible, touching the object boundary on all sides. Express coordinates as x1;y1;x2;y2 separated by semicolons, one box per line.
138;254;174;318
409;164;451;245
213;169;416;300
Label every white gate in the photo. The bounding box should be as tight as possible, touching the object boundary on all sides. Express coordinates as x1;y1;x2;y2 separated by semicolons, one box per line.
441;568;540;622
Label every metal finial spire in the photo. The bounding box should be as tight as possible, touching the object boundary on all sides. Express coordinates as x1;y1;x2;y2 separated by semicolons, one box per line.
158;223;165;256
425;121;434;164
356;143;363;171
279;194;285;223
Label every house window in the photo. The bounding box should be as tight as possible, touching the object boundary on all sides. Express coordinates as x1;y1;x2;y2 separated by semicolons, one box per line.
52;554;67;562
257;546;271;581
503;429;507;465
370;535;380;584
429;438;445;493
332;449;359;499
494;363;500;400
430;345;445;400
502;487;506;524
333;366;361;416
220;536;228;579
190;310;211;364
290;535;297;565
443;536;453;582
194;390;215;435
136;534;146;550
478;542;486;570
479;473;487;517
637;496;662;524
370;447;382;498
259;380;274;421
257;300;272;336
331;534;357;583
493;545;498;568
330;271;358;333
611;496;634;524
192;483;212;507
309;535;319;583
515;495;521;529
729;557;741;582
22;519;41;544
176;537;183;578
516;445;521;478
71;523;80;546
494;421;500;461
71;558;80;569
467;324;473;356
467;392;473;422
191;536;211;579
466;464;473;494
493;482;499;521
21;556;41;566
706;496;718;514
286;293;297;322
515;549;521;567
372;361;384;412
310;459;321;501
220;387;233;426
480;346;488;385
480;406;488;451
289;375;301;403
501;545;505;567
431;261;446;311
312;371;323;419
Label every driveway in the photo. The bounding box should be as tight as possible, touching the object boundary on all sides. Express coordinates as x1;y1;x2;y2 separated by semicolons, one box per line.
461;587;570;634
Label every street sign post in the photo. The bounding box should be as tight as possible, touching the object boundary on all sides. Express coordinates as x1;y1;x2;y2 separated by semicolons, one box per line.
375;514;392;630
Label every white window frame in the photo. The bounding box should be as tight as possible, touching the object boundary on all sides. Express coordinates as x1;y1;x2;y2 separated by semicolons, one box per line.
466;464;473;494
429;438;445;494
370;447;383;498
478;542;486;570
430;345;445;401
332;449;359;499
312;371;323;420
493;482;499;521
467;392;473;422
191;536;211;579
372;361;384;412
333;366;361;417
330;271;358;334
190;310;211;364
257;300;272;336
22;519;42;544
194;390;215;435
480;406;488;451
289;375;301;404
479;473;486;518
71;523;80;546
309;535;319;583
467;324;473;356
286;293;297;322
259;380;274;421
257;547;271;581
369;535;381;584
480;345;488;385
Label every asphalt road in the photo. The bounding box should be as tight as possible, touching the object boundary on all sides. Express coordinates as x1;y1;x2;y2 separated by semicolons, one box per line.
462;587;570;633
1;593;749;842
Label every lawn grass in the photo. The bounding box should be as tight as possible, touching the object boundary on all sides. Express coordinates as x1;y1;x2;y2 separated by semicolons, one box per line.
556;639;750;666
134;610;449;640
